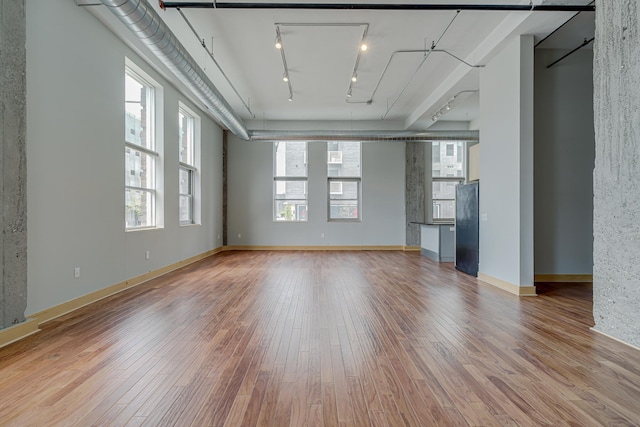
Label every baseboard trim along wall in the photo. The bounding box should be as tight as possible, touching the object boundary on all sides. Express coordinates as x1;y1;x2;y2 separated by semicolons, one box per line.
0;319;40;349
590;327;640;353
534;274;593;283
478;272;538;296
0;247;223;349
224;245;410;251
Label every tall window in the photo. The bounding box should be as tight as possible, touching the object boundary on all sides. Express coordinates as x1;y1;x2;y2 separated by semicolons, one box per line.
179;104;199;225
431;141;465;222
328;141;361;221
274;141;308;221
125;66;159;229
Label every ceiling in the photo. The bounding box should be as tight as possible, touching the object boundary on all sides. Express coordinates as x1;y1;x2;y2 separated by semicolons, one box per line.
88;0;595;130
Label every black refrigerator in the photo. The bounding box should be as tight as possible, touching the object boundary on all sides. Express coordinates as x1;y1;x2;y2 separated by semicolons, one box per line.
455;182;479;276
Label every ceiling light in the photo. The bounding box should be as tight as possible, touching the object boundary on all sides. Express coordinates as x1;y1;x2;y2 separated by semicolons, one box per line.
283;72;289;82
347;89;352;98
351;73;357;82
360;43;368;52
445;104;451;111
275;37;282;49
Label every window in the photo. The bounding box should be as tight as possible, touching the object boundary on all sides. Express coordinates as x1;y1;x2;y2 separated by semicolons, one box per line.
431;141;465;222
125;65;160;229
179;104;199;225
446;143;454;156
328;141;361;221
274;141;308;221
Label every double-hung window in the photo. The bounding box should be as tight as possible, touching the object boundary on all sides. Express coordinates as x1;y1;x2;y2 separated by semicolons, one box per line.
179;104;199;225
125;66;160;229
328;141;361;221
431;141;465;222
274;141;308;221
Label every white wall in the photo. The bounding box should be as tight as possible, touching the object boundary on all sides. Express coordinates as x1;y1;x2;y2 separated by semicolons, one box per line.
25;0;223;315
479;35;534;287
534;48;594;275
227;134;405;247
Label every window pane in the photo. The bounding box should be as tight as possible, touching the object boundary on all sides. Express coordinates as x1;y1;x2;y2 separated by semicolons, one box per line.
125;72;153;150
433;200;455;220
274;200;307;221
432;142;441;164
179;110;194;165
329;200;359;219
179;195;192;223
125;147;155;190
275;141;307;177
329;181;358;200
125;188;155;228
433;181;458;201
179;168;191;195
328;141;361;177
275;180;306;200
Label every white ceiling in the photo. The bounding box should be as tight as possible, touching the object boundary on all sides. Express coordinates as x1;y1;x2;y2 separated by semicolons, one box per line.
90;0;595;129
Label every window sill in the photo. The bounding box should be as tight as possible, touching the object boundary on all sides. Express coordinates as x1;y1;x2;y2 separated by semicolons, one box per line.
126;226;163;233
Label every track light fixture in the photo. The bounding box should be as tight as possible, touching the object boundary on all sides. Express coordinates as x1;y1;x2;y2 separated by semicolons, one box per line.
430;90;478;123
275;36;282;49
360;42;368;52
347;89;352;98
351;73;358;82
283;72;289;82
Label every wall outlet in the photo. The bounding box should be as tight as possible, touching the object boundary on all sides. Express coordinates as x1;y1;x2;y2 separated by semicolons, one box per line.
145;250;150;260
73;267;80;279
217;233;221;240
320;233;325;239
238;233;241;239
480;213;488;221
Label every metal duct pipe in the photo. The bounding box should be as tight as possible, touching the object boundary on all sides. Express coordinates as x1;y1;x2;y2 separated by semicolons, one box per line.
161;3;595;12
248;130;479;142
101;0;251;140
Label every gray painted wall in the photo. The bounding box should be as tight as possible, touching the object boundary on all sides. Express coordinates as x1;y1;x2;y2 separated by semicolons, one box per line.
479;35;534;287
0;0;27;328
227;134;405;247
25;0;223;316
592;0;640;347
534;48;594;276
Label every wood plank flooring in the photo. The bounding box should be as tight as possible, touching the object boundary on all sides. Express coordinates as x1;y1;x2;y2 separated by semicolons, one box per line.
1;251;639;426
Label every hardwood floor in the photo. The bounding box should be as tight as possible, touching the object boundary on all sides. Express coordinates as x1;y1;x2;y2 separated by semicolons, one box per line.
1;251;639;426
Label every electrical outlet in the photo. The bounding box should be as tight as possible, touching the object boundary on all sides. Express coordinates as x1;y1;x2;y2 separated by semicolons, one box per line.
74;267;80;279
480;213;488;221
145;250;150;260
320;233;325;239
238;233;241;239
217;233;221;240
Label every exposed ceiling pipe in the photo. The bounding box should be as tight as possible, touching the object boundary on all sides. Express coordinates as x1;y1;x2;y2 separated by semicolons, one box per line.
160;2;595;12
248;129;479;142
100;0;251;140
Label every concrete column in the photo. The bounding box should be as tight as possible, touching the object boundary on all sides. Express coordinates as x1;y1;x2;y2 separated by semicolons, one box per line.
0;0;27;329
593;1;640;347
405;141;425;246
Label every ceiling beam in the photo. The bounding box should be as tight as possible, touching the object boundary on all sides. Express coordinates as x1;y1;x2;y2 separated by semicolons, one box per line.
160;2;595;12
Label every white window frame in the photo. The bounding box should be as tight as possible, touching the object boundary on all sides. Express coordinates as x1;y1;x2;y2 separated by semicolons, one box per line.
273;141;308;222
125;61;163;230
328;177;361;221
429;141;466;223
178;102;200;226
327;141;362;222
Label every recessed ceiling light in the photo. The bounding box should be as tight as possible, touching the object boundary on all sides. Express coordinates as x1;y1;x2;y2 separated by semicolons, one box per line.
361;43;368;52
